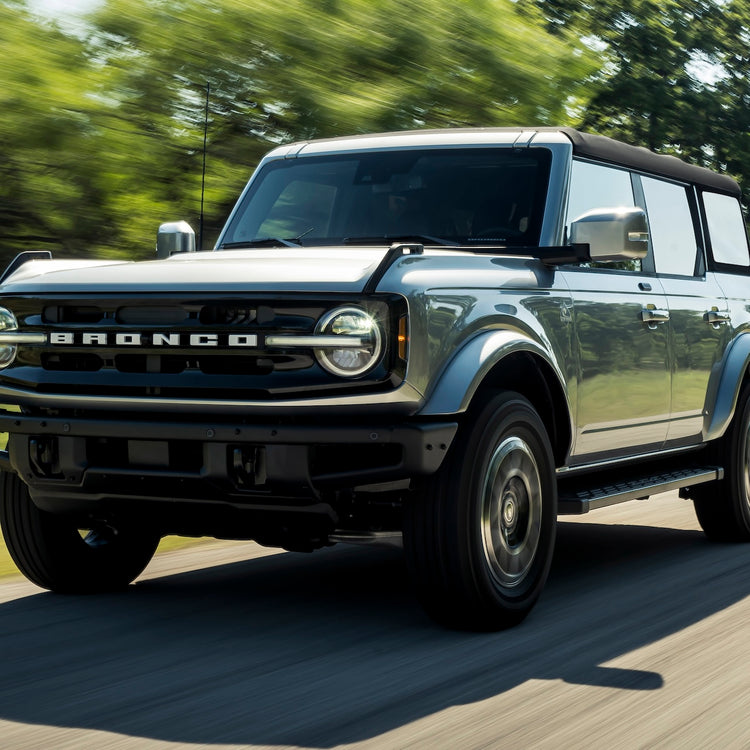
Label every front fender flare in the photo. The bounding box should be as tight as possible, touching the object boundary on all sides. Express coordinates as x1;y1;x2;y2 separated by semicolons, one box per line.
417;329;571;419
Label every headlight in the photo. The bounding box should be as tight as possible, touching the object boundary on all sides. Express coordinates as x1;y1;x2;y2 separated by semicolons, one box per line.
0;308;18;369
314;306;383;377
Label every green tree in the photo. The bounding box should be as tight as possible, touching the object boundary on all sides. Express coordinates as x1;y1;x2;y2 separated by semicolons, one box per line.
1;0;596;262
521;0;750;190
0;1;106;260
85;0;596;253
708;0;750;189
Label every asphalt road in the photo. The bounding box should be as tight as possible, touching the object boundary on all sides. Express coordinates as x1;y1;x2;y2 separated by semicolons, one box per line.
1;489;749;749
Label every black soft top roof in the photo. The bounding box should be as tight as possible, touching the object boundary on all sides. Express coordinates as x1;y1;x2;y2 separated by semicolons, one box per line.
290;126;742;197
554;127;740;197
293;127;740;197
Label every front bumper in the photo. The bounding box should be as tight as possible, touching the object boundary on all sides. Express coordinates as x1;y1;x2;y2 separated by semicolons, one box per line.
0;413;457;511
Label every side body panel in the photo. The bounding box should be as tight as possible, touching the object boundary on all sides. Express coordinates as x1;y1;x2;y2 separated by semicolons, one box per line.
661;272;730;445
559;268;670;461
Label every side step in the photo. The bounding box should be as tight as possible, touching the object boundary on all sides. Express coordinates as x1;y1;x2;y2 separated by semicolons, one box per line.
558;465;723;515
328;531;403;548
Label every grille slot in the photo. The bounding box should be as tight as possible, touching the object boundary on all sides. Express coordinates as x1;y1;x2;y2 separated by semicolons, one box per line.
114;354;187;374
43;306;103;323
199;356;274;375
199;305;257;325
116;307;189;325
42;353;103;372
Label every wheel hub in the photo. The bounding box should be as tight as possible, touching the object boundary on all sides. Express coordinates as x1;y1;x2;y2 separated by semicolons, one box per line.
481;436;542;588
502;491;518;529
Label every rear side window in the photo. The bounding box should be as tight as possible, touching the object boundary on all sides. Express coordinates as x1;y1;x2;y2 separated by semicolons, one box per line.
641;176;698;276
703;192;750;267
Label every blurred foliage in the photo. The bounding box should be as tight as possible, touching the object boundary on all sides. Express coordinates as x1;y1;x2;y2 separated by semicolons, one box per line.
0;0;593;264
0;2;106;256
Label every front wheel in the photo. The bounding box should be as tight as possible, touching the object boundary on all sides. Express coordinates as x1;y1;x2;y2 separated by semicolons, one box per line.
404;392;557;630
0;471;160;592
692;383;750;542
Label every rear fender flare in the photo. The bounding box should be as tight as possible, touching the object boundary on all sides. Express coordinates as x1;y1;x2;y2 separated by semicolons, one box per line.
704;332;750;441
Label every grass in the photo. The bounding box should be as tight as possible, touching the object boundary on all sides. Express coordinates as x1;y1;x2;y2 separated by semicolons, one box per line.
0;538;17;580
0;533;210;582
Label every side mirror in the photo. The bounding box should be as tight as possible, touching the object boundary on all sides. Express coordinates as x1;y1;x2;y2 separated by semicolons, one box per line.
569;207;649;261
156;221;196;259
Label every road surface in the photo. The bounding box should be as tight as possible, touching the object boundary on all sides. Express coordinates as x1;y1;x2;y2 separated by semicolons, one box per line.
1;490;749;749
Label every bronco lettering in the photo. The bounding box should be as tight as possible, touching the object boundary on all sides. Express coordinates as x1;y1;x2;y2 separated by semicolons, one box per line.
48;331;260;347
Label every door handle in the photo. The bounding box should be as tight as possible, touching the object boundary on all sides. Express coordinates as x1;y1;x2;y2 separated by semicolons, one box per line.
641;308;670;328
705;310;731;327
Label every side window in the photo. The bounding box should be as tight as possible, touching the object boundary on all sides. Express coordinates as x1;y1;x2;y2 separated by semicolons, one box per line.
641;176;698;276
703;192;750;267
566;159;639;271
566;160;635;227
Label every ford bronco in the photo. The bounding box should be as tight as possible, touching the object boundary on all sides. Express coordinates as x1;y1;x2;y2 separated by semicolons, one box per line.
0;127;748;630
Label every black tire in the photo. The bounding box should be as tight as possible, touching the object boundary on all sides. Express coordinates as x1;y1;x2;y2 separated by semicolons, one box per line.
404;392;557;630
692;383;750;542
0;471;160;592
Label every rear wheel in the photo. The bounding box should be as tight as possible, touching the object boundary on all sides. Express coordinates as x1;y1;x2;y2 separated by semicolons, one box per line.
692;383;750;541
0;471;159;592
404;392;557;630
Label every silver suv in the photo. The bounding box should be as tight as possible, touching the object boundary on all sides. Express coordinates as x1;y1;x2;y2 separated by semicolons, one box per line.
0;127;748;630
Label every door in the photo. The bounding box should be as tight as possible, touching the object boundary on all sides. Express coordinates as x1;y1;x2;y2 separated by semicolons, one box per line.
562;159;671;462
561;268;671;461
640;175;730;446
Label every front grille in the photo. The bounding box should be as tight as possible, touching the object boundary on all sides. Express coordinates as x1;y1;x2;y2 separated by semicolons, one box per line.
5;293;405;401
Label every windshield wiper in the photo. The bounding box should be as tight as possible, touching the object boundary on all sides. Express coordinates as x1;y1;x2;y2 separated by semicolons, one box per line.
219;228;314;250
220;237;301;249
343;234;456;247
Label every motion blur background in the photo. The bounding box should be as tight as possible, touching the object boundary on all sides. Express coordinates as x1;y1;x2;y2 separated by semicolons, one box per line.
2;0;749;264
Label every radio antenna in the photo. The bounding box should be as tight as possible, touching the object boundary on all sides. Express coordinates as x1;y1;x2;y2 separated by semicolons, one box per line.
199;81;210;251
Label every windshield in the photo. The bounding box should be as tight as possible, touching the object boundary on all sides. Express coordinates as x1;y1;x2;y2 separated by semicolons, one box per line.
219;147;551;249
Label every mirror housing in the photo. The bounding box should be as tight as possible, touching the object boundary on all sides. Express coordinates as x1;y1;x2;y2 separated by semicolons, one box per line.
156;221;196;259
569;207;649;262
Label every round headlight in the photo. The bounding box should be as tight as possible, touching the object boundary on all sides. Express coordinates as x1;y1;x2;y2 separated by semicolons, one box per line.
314;306;383;377
0;308;18;369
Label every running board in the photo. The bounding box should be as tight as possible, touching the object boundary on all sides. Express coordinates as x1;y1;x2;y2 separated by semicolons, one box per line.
329;531;403;548
558;466;723;515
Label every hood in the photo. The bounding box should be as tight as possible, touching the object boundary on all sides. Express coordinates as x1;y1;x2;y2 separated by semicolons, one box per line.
0;247;390;294
0;245;549;297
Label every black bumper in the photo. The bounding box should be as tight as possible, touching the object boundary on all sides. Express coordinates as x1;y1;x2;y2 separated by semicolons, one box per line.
0;413;457;510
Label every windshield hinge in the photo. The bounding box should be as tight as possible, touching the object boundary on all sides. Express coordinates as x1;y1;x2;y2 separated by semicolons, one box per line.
0;250;53;284
363;242;424;294
512;131;537;148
